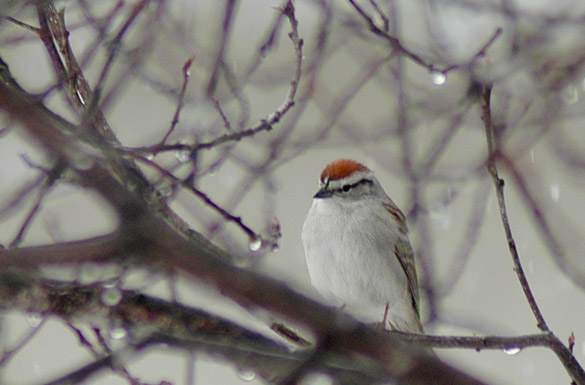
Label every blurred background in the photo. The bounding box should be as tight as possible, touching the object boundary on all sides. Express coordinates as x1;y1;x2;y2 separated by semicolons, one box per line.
1;0;585;384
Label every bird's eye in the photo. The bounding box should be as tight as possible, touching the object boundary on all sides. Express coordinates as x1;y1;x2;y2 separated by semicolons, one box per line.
342;184;351;192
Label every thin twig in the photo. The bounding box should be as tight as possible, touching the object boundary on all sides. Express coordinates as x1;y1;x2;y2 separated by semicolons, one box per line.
206;0;237;96
480;85;548;332
0;173;46;219
242;4;287;79
443;28;503;72
481;85;585;384
0;316;47;366
9;185;48;248
133;154;262;243
183;177;258;241
36;3;118;143
368;0;390;32
89;0;150;103
0;72;484;381
348;0;502;74
160;56;194;144
501;155;582;288
213;98;233;131
133;0;303;157
9;165;63;248
5;16;41;33
33;3;201;244
347;0;432;69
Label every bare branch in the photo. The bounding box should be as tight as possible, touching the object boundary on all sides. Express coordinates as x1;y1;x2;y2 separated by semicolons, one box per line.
347;0;433;69
160;56;194;144
36;2;119;143
2;2;585;384
206;0;238;96
347;0;502;74
9;163;63;247
481;85;548;332
134;0;303;157
0;78;487;385
480;84;585;385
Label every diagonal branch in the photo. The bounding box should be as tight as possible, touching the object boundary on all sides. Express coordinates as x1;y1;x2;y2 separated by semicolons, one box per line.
37;2;119;143
0;76;487;385
133;0;303;157
347;0;432;69
347;0;502;74
480;85;548;332
481;84;585;385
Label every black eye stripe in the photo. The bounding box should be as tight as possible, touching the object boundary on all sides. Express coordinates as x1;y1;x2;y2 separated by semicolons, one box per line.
333;178;372;193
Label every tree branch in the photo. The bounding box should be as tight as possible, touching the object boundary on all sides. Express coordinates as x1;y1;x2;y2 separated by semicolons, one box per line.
0;75;487;385
480;84;585;385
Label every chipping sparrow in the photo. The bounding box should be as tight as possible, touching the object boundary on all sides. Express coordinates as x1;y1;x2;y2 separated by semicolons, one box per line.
302;159;422;333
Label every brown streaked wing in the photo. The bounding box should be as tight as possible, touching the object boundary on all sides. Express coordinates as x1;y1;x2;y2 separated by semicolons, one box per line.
394;237;421;323
383;200;422;329
382;199;407;232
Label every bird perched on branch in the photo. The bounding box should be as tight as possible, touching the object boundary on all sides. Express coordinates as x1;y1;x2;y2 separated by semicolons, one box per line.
302;159;422;333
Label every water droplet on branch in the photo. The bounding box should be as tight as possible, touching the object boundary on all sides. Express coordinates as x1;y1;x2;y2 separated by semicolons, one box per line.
27;314;43;328
431;71;447;86
248;237;262;252
176;149;190;163
101;287;122;306
109;326;127;340
237;368;256;382
503;346;522;355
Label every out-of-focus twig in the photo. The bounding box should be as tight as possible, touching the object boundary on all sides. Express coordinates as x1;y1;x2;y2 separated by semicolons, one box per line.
481;85;548;332
9;164;63;247
206;0;237;96
36;3;118;143
160;57;194;144
481;84;585;385
0;315;47;366
347;0;502;74
134;0;303;157
0;77;488;385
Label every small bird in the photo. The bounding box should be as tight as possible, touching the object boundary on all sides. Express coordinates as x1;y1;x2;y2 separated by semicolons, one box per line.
302;159;422;333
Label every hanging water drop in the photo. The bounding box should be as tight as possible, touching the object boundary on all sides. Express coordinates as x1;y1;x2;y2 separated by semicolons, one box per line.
101;287;122;306
248;237;262;252
431;71;447;86
27;313;43;328
237;368;256;382
109;326;127;340
176;149;190;163
503;346;521;355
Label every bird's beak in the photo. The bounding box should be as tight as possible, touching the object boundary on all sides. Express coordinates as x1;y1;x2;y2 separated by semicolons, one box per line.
314;187;333;199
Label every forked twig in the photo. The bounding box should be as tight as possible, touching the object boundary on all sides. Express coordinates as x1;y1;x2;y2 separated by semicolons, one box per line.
481;85;548;332
347;0;502;74
481;84;585;384
160;56;194;144
134;0;303;157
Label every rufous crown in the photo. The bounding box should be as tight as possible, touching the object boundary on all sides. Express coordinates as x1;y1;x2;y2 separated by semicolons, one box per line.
320;159;369;181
